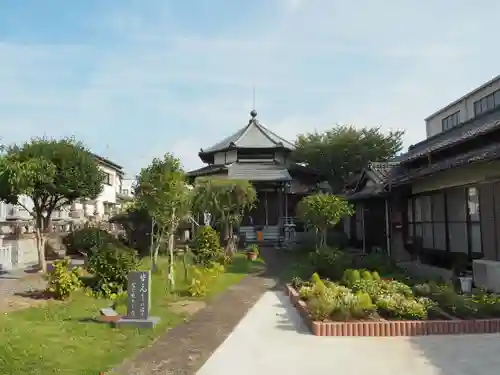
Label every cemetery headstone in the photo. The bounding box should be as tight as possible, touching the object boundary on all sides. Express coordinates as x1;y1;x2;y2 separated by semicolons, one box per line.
114;270;160;328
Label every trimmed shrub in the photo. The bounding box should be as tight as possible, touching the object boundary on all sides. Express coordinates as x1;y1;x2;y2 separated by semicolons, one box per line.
64;227;116;255
375;294;428;320
309;247;352;280
187;262;225;297
86;244;140;296
188;266;210;297
361;269;373;281
342;269;361;287
45;258;82;300
191;226;223;266
301;276;376;321
354;252;396;275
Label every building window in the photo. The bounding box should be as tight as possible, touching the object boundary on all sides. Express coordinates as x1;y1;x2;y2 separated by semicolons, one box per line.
122;189;129;195
446;187;468;254
442;111;460;131
473;89;500;116
237;151;275;161
406;186;482;258
104;172;112;185
467;187;481;255
431;194;446;250
408;193;446;250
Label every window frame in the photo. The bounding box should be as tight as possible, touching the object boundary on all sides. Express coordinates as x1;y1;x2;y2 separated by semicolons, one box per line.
473;88;500;117
104;172;112;185
467;186;482;255
441;111;460;131
405;184;482;259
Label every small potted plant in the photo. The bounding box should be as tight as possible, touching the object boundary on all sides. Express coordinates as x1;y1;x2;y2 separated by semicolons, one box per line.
246;244;259;261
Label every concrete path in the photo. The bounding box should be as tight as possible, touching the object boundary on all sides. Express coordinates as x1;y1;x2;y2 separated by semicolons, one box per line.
197;290;500;375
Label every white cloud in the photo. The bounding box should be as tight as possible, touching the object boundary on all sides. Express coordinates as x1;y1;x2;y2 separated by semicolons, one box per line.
1;0;500;174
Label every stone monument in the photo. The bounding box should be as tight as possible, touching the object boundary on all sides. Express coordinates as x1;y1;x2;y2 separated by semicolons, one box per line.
114;270;160;328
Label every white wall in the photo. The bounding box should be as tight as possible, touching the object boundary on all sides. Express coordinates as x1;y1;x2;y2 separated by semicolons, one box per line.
213;150;237;165
98;164;120;205
120;178;135;197
426;78;500;138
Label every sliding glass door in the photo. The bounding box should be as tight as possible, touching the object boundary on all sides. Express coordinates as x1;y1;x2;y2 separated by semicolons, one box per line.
405;185;482;260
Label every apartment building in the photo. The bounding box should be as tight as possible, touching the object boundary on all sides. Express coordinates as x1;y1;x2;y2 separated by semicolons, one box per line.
1;153;125;222
426;74;500;137
119;177;135;198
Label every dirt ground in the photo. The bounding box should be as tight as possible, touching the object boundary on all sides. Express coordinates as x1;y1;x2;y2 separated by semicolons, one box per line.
0;273;50;313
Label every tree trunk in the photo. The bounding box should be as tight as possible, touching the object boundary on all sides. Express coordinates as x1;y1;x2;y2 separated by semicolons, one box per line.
182;248;189;282
224;222;235;257
322;228;328;247
149;218;155;270
167;229;175;291
223;223;230;244
152;241;161;273
35;226;47;273
167;211;176;291
42;215;52;234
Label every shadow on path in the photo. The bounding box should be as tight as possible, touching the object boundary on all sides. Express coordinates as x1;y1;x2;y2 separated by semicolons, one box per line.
273;291;311;335
409;333;500;375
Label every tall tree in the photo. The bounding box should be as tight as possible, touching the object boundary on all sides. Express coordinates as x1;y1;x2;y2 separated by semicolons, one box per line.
192;178;256;255
135;153;190;289
0;138;104;272
294;125;404;191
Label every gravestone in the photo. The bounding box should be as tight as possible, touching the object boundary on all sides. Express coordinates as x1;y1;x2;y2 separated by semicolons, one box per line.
114;271;160;328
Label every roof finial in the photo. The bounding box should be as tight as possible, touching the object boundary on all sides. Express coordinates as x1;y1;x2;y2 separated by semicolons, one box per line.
250;109;258;119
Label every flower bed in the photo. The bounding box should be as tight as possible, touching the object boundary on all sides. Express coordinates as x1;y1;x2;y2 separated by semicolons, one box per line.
285;284;500;336
286;248;500;336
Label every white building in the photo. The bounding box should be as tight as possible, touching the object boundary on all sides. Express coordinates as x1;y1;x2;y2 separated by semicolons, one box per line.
425;74;500;138
0;154;125;222
119;177;135;198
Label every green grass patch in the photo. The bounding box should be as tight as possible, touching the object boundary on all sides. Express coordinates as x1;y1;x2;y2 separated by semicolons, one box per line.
0;253;261;375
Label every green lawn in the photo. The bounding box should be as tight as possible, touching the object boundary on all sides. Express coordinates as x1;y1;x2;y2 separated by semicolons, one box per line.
0;253;265;375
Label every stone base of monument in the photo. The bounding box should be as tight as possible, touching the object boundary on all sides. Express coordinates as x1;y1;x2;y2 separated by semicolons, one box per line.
99;307;122;323
113;316;161;328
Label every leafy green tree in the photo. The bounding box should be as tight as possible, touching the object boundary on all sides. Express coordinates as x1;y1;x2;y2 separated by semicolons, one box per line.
192;178;256;255
294;125;404;191
135;153;191;289
296;193;354;248
0;138;104;272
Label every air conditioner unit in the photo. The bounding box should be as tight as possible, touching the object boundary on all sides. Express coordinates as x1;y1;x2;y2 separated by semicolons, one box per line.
473;259;500;293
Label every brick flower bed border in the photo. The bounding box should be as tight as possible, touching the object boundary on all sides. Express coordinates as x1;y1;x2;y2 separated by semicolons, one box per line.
285;284;500;337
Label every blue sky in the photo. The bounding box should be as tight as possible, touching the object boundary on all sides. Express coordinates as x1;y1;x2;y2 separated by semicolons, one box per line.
1;0;500;175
